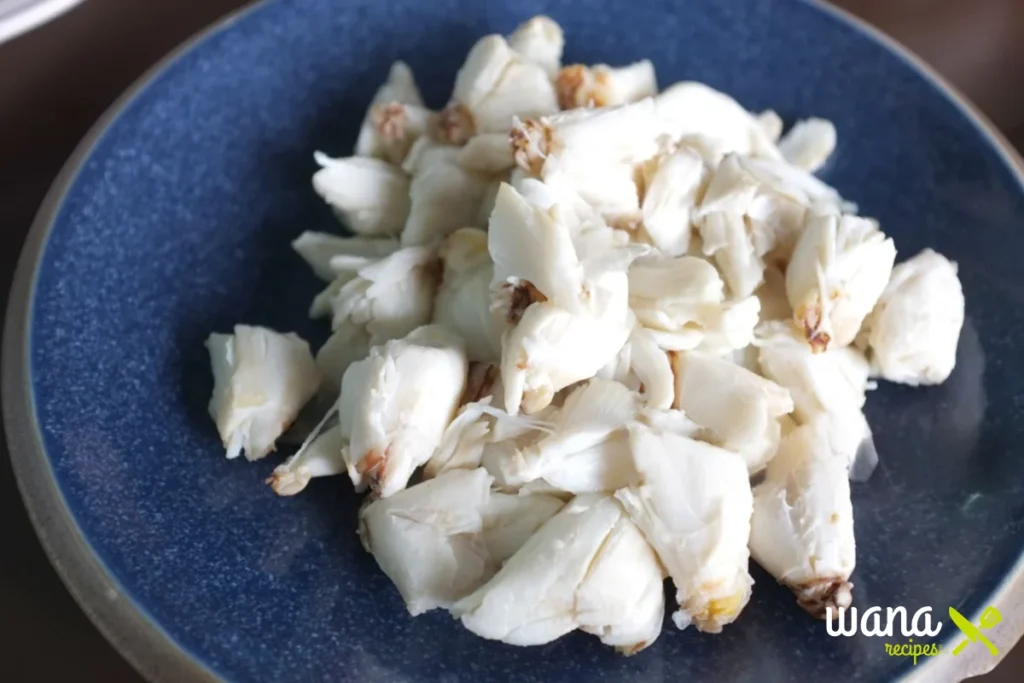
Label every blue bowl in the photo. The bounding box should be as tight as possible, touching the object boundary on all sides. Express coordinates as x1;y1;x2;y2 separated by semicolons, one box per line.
5;0;1024;681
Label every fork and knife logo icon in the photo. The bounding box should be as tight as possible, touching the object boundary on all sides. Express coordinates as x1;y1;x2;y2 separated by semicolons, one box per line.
948;606;1002;656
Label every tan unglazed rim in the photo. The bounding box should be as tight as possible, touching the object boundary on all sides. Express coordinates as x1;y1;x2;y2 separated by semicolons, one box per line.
3;1;1023;682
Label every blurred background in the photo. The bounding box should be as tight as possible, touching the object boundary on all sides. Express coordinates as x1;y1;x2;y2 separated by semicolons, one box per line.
1;0;1023;680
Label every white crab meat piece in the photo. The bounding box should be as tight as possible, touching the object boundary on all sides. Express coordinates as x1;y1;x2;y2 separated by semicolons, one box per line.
778;118;837;173
634;404;702;438
311;153;411;237
742;155;849;215
363;102;435;166
755;264;793;322
206;326;321;461
670;350;794;473
458;133;516;174
453;494;663;653
507;15;564;78
494;379;641;494
267;424;346;495
698;210;765;299
401;136;459;175
312;246;440;386
786;213;897;351
653;82;782;160
628;255;760;353
692;296;762;355
554;60;657;109
750;419;856;618
359;468;494;615
452;494;620;645
639;146;708;257
615;422;754;633
488;184;637;413
424;399;497;478
696;153;837;272
479;408;560;490
401;143;492;246
728;344;762;374
291;232;400;282
513;171;605;236
488;182;585;314
425;391;551;479
511;98;662;176
480;491;566;563
436;35;558;144
340;325;468;497
596;336;641;391
596;325;674;410
543;155;642;221
757;110;784;143
501;289;633;415
433;228;506;362
860;248;965;386
575;513;665;653
327;246;439;336
755;320;877;480
355;61;427;164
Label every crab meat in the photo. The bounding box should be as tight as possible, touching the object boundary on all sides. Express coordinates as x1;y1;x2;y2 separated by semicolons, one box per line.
757;110;784;143
860;248;965;386
670;350;794;473
458;133;516;174
437;34;558;144
628;254;760;353
555;60;657;110
488;183;637;413
312;246;440;387
597;325;675;410
267;424;346;495
750;419;856;618
480;490;567;563
778;118;837;173
311;153;411;237
452;494;664;653
507;15;565;79
639;146;708;257
786;213;896;351
340;325;468;497
755;320;877;480
493;379;641;494
433;228;505;362
615;421;754;633
359;468;494;615
401;141;492;246
355;61;428;164
698;210;765;299
291;232;400;282
653;82;782;161
206;326;321;461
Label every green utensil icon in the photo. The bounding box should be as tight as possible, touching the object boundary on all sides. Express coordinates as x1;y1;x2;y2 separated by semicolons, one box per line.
949;606;1001;656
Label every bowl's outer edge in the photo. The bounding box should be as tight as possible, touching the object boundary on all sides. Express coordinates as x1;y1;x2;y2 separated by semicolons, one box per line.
0;2;270;681
3;0;1024;682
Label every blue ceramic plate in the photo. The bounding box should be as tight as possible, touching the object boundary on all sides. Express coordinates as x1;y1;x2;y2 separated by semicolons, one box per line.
5;0;1024;681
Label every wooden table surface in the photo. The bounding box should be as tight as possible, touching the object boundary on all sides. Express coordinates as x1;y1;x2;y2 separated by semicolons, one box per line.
2;1;1023;681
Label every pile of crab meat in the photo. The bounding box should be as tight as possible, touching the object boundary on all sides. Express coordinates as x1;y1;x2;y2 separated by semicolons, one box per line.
205;16;966;654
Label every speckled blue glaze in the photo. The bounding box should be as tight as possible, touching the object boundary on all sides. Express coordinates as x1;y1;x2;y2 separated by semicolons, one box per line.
24;0;1024;680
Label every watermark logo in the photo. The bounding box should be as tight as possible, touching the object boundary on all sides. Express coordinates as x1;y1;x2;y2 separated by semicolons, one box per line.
825;605;1002;665
948;606;1001;657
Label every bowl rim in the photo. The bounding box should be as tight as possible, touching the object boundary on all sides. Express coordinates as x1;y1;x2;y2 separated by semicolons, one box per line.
0;0;86;45
3;0;1023;681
